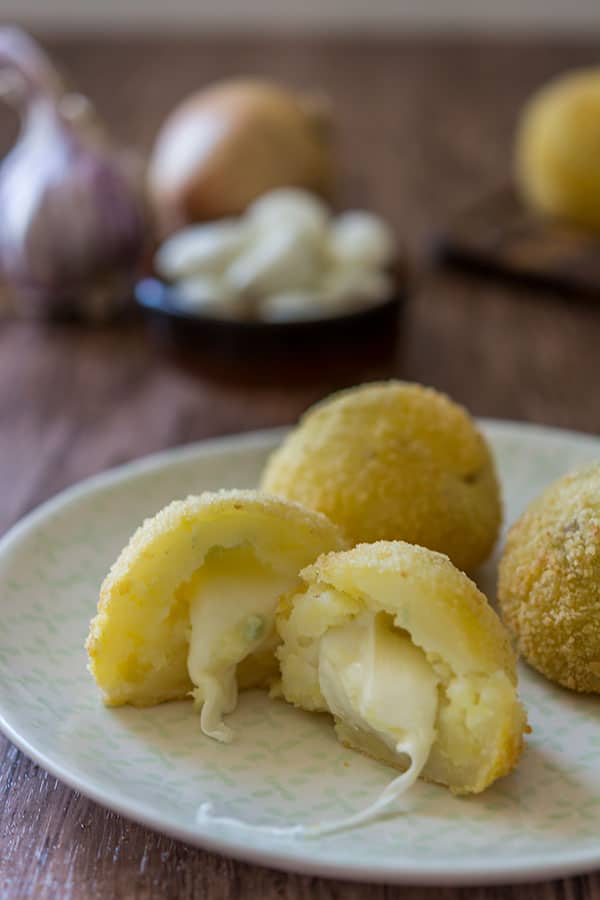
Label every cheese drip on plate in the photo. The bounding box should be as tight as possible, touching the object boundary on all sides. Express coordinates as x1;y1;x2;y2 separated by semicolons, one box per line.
196;613;440;836
187;545;290;742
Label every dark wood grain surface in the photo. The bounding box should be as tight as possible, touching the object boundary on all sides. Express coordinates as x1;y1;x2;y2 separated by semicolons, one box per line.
1;33;600;899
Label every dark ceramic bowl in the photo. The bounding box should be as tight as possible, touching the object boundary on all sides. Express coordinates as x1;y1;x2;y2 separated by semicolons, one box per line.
135;269;406;366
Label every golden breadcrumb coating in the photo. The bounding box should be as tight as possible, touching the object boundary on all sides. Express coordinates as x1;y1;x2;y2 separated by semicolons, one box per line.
516;68;600;229
261;381;501;573
277;541;527;795
86;489;346;707
498;462;600;693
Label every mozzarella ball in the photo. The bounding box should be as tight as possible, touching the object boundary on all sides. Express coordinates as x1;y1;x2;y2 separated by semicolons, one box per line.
173;274;244;318
247;187;330;239
319;266;393;311
227;226;322;297
155;220;247;280
329;211;395;269
258;290;327;322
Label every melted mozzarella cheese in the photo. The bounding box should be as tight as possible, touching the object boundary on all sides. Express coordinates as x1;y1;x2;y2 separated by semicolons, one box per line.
187;546;290;742
195;613;440;837
319;613;439;761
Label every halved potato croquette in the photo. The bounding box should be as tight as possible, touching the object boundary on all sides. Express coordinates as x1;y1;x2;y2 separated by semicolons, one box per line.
498;462;600;693
261;381;501;573
86;490;346;741
277;541;527;795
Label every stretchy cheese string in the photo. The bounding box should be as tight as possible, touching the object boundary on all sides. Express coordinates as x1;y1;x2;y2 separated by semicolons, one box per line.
196;739;424;838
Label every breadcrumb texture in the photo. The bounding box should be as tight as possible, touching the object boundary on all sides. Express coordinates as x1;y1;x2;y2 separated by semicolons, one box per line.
86;489;346;707
261;381;501;573
498;462;600;693
277;541;527;795
516;68;600;229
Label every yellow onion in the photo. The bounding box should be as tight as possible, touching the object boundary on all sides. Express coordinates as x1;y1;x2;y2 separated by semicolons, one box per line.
147;79;335;236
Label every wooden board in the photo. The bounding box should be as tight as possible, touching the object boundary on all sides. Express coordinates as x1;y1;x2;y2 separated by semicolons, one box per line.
434;187;600;298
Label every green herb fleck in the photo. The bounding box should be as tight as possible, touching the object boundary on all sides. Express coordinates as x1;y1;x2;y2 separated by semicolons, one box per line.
243;614;265;642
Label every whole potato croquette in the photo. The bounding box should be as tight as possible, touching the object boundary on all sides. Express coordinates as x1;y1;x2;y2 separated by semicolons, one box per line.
516;68;600;229
498;462;600;693
261;381;501;572
277;541;527;796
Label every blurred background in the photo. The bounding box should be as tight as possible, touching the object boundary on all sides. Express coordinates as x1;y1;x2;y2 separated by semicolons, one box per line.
1;0;600;523
3;0;600;32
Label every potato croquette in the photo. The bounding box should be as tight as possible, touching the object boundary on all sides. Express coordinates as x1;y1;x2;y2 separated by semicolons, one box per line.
86;490;345;741
498;462;600;693
516;69;600;229
277;541;527;795
261;381;501;573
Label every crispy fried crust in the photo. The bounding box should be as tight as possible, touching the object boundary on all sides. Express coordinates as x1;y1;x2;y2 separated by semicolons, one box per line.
261;381;501;573
498;462;600;693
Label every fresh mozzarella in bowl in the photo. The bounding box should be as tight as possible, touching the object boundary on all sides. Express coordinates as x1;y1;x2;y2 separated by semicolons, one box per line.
152;188;398;322
328;211;395;269
247;188;330;239
226;226;323;297
155;220;248;280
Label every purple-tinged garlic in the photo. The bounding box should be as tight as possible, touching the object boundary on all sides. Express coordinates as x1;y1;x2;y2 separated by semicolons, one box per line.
0;28;145;321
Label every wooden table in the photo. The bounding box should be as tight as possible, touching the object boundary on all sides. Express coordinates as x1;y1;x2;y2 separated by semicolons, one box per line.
1;33;599;899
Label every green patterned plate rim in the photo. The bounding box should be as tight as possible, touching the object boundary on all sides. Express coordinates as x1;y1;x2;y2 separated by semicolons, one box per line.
0;420;599;886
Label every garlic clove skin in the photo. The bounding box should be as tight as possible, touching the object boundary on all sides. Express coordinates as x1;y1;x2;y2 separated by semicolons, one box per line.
328;211;395;270
0;31;145;321
258;289;327;322
226;226;322;298
246;188;330;240
0;27;64;99
0;98;144;320
155;220;248;281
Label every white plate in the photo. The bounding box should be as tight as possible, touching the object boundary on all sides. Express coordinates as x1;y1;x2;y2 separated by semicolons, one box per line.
1;421;599;886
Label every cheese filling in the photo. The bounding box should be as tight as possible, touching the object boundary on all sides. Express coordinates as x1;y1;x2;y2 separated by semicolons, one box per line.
196;611;440;837
187;545;291;742
308;613;439;832
319;612;439;763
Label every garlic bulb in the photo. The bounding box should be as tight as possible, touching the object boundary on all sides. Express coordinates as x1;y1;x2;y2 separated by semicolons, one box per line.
0;28;145;320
